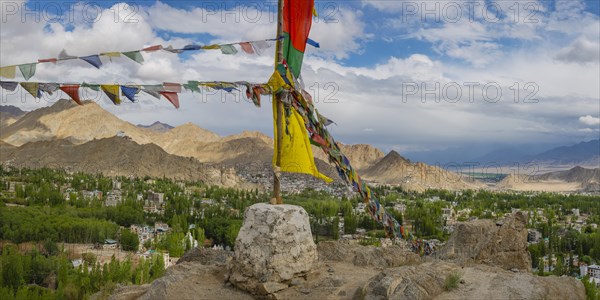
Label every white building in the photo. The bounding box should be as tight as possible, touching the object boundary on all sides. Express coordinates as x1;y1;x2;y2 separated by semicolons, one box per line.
105;190;122;207
581;265;600;285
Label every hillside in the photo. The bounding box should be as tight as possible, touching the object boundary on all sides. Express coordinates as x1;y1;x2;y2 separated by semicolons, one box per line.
0;136;245;187
495;166;599;192
524;139;600;167
0;99;161;146
362;151;484;192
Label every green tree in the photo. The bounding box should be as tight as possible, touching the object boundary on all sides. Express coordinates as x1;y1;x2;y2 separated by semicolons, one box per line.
120;229;139;252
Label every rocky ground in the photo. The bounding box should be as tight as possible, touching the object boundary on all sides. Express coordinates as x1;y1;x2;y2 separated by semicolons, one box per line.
105;212;586;300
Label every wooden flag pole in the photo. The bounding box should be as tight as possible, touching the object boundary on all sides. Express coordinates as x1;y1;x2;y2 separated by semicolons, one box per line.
272;0;284;205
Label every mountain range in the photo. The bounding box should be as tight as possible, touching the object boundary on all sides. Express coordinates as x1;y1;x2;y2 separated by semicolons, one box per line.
0;100;597;192
405;140;599;168
137;121;175;133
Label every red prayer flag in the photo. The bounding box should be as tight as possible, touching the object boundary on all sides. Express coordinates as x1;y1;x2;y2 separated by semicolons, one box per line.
160;91;180;109
60;85;82;105
240;42;254;54
282;0;315;77
143;45;163;52
162;82;182;93
38;58;58;63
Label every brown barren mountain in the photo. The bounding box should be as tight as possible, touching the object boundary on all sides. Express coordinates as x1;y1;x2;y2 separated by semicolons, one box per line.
496;166;600;192
0;99;484;191
362;150;484;192
0;136;245;187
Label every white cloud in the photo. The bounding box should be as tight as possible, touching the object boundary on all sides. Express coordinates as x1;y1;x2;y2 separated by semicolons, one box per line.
579;115;600;126
556;37;600;64
145;1;368;60
1;0;599;151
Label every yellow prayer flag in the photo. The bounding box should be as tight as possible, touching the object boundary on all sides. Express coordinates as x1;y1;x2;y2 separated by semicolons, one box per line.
267;69;291;92
202;44;221;50
101;84;121;105
273;103;331;183
0;65;16;79
100;52;121;57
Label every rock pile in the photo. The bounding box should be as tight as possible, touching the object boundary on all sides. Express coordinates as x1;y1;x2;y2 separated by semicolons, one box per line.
436;211;531;271
227;203;317;297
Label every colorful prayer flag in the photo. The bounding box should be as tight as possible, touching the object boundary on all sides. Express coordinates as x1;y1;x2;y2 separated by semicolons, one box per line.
39;83;60;95
38;58;58;63
306;38;320;48
220;44;238;55
58;49;76;60
18;63;36;81
141;85;163;99
282;0;315;77
202;44;221;50
100;52;121;58
160;91;180;109
121;85;139;102
0;66;16;79
60;85;82;105
239;42;254;54
20;82;40;98
80;55;103;69
273;104;331;182
163;46;183;54
122;51;144;64
162;82;181;93
183;81;201;93
183;45;202;51
142;45;162;52
250;41;270;55
0;81;18;91
81;82;100;91
101;85;121;105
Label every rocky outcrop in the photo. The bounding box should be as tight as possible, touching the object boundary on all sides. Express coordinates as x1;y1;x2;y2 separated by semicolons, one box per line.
361;261;585;300
317;241;420;268
436;212;531;271
106;211;586;300
108;262;252;300
228;203;317;297
176;247;232;266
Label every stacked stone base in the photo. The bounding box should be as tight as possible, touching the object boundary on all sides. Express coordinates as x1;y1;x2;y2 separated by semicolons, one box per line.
228;203;317;297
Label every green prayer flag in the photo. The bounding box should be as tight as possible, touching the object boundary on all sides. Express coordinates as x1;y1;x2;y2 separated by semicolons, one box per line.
220;44;238;55
183;81;201;93
122;51;144;64
19;63;36;81
81;82;100;91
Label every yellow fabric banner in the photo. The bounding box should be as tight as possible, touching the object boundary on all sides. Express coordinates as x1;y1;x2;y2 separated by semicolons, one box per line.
272;100;331;183
0;66;16;79
101;85;121;105
100;52;121;57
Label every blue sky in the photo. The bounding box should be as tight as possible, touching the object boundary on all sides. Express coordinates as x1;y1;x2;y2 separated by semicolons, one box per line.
1;0;599;155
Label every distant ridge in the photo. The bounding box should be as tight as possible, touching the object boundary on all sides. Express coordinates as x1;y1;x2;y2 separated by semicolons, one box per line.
495;166;599;192
0;105;27;117
0;136;246;187
362;150;484;192
137;121;174;133
528;139;600;166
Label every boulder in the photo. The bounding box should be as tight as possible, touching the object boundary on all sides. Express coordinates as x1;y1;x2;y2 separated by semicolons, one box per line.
436;212;531;271
228;203;317;296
